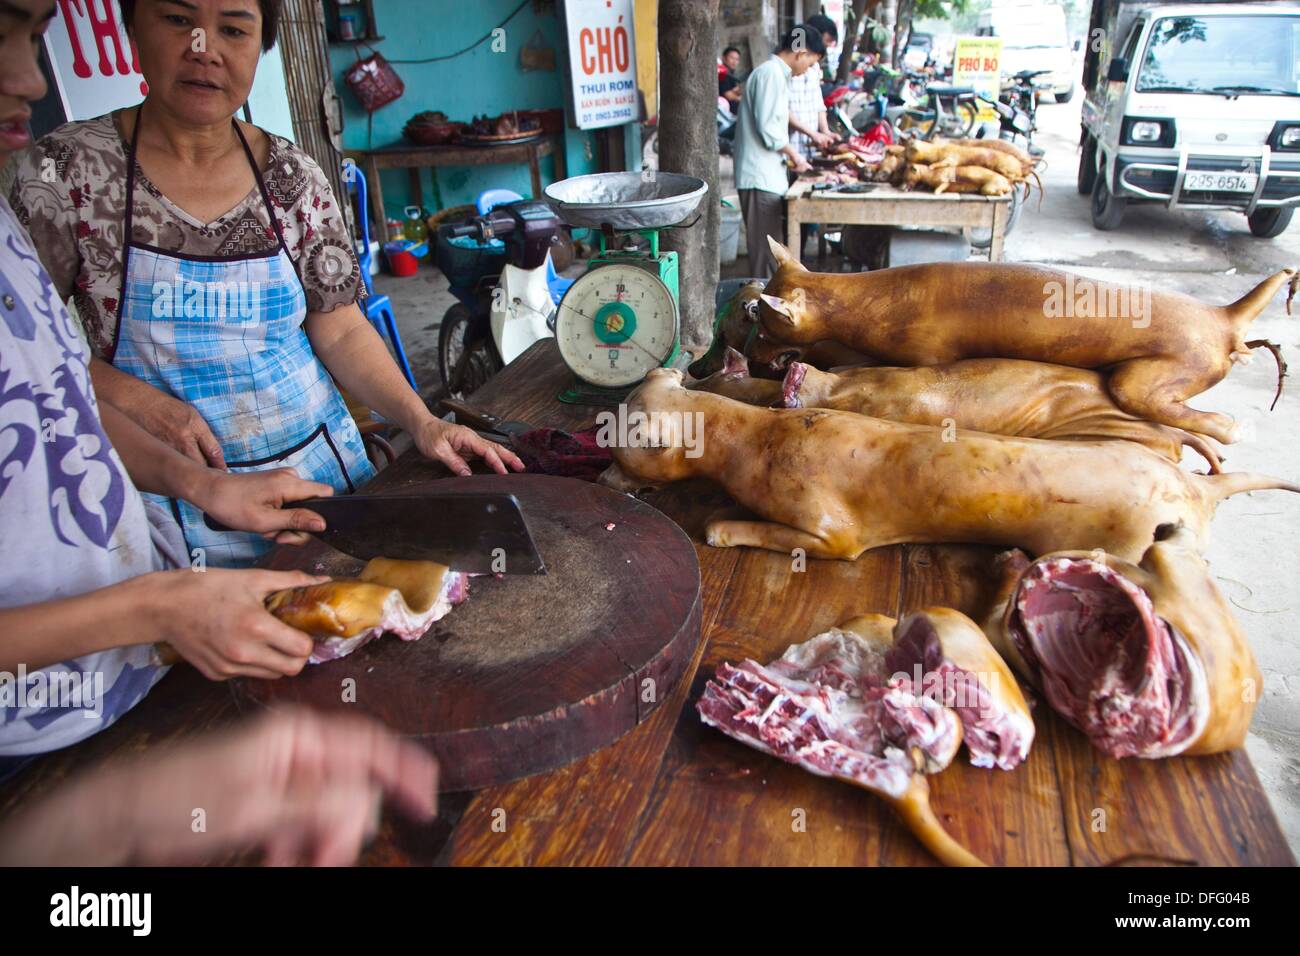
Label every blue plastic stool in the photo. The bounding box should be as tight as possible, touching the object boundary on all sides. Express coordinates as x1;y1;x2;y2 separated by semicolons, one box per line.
342;160;418;391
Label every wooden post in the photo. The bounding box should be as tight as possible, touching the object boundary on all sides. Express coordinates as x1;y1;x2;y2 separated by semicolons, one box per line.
657;0;721;351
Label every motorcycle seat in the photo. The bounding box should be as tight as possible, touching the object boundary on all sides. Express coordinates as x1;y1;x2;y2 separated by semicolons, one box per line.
926;83;974;97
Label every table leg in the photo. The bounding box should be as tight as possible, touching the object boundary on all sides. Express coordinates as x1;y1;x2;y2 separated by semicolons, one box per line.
989;201;1007;262
529;146;543;199
785;203;802;261
366;156;386;241
408;168;424;212
552;136;567;181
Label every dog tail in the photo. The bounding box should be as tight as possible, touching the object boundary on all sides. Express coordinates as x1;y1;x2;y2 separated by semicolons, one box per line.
1224;268;1298;329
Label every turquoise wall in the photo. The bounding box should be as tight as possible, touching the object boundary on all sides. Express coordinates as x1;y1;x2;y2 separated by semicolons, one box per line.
246;44;295;142
330;0;641;221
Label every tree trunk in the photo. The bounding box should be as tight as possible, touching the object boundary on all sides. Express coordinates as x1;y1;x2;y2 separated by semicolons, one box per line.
893;0;915;66
879;0;897;66
657;0;721;351
836;0;872;82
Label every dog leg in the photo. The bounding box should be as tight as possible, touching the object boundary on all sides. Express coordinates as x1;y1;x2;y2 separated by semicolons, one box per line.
1106;358;1240;444
704;519;849;559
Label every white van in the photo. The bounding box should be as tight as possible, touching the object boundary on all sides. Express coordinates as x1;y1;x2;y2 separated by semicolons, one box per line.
976;1;1076;102
1079;2;1300;236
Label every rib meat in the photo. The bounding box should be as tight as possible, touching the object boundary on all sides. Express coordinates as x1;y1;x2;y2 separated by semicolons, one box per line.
697;617;985;866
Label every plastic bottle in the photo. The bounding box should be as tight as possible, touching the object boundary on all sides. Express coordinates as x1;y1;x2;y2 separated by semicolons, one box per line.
403;206;429;244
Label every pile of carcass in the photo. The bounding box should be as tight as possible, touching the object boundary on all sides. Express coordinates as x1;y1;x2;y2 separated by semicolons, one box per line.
874;138;1042;198
603;242;1299;865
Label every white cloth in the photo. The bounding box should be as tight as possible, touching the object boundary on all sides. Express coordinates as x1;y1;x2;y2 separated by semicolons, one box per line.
0;196;183;756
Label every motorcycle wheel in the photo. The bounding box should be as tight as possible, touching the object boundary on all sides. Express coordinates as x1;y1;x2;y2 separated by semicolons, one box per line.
967;184;1023;250
938;100;979;140
438;303;502;399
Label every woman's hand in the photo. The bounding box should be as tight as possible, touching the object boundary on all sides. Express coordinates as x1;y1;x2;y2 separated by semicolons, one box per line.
129;385;227;468
412;417;526;477
191;467;334;543
148;568;329;681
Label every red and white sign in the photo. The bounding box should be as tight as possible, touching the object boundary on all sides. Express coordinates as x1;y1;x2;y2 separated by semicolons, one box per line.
43;0;148;121
564;0;638;130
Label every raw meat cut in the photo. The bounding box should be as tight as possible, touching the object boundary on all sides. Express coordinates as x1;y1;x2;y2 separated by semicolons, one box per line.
267;558;468;664
697;616;985;866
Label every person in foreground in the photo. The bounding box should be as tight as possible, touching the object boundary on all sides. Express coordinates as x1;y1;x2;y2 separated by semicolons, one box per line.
0;707;439;866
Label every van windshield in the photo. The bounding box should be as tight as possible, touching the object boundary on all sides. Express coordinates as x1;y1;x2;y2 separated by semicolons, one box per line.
994;21;1067;49
1137;15;1300;94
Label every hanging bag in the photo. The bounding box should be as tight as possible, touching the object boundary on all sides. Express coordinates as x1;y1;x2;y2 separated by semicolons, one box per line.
343;46;405;112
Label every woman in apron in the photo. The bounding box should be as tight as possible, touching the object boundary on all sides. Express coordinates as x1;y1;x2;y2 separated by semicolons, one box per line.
110;104;373;566
10;0;522;567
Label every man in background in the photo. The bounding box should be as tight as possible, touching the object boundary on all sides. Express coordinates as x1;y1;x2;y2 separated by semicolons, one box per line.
788;14;839;159
733;25;825;279
719;45;744;115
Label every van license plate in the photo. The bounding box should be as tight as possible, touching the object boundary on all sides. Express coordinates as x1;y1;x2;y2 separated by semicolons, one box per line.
1183;171;1257;192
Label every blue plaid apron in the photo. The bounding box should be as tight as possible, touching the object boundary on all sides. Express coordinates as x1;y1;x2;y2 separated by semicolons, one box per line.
109;109;374;567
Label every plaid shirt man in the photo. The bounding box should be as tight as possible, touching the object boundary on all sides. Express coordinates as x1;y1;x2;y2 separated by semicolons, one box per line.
787;66;826;157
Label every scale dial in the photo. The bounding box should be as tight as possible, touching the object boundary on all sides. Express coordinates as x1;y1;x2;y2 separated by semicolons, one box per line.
555;263;678;388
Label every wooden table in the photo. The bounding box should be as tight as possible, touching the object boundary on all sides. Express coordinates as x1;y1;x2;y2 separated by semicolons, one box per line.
358;134;565;237
785;179;1012;262
2;339;1292;866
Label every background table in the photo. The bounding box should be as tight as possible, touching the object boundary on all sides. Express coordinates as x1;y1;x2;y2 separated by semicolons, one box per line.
785;179;1012;262
357;134;565;238
2;339;1291;866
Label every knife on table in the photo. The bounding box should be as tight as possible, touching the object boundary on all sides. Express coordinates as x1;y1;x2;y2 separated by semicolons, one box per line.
203;492;545;574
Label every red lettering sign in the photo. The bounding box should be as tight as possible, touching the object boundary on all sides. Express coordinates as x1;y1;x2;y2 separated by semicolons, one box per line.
57;0;146;94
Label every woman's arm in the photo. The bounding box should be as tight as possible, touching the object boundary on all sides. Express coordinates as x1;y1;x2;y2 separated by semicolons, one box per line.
0;573;160;673
98;400;332;538
0;567;327;678
305;304;524;476
91;358;227;468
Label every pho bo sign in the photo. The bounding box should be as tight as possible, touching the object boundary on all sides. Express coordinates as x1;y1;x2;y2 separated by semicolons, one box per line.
44;0;149;121
953;36;1003;123
563;0;639;130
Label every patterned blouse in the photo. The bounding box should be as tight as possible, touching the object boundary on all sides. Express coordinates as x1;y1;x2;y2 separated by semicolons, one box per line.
7;112;365;358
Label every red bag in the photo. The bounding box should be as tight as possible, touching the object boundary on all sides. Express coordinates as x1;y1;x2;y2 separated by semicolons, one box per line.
344;49;404;112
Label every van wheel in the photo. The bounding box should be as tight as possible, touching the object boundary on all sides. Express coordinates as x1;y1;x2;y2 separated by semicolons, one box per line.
1055;84;1075;104
1247;207;1294;238
1091;164;1127;230
1077;132;1097;196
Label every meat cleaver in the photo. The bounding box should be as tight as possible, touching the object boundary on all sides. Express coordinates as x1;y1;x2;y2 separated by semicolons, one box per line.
204;492;545;574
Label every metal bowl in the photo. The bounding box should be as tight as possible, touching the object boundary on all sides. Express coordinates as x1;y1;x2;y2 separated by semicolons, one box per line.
544;172;709;230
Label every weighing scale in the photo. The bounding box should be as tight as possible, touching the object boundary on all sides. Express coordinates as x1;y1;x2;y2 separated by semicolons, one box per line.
544;172;709;405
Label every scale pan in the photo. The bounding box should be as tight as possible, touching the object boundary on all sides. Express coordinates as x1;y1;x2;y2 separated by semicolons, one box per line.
544;172;708;230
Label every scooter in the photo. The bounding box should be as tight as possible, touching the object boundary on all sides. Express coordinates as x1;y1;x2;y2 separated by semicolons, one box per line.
435;189;573;398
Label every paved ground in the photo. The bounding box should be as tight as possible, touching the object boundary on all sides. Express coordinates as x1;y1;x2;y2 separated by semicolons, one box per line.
376;92;1300;854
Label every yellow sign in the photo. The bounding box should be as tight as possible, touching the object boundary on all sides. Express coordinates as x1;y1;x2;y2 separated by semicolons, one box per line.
953;36;1004;123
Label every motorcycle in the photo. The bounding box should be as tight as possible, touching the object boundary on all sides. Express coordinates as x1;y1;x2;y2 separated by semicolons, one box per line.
964;71;1050;248
435;190;574;398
